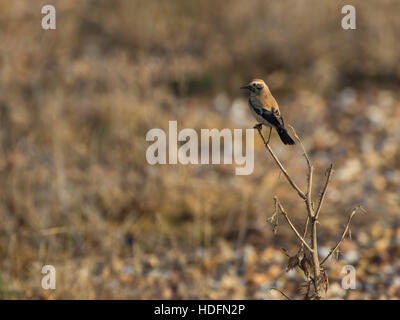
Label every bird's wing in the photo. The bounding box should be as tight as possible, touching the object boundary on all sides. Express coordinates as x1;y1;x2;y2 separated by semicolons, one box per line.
250;100;285;128
272;106;285;127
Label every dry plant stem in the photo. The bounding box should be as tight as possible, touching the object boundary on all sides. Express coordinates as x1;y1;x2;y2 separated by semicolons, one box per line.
311;219;321;296
275;198;313;252
270;288;291;300
299;216;310;252
315;164;334;220
297;215;310;262
306;166;313;218
257;125;342;299
289;126;314;218
289;127;322;297
320;209;357;265
255;126;306;200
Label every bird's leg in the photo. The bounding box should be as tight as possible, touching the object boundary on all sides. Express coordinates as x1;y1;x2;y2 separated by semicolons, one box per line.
266;127;272;144
253;123;263;131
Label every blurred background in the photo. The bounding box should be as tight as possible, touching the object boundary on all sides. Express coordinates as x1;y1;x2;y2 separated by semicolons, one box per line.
0;0;400;299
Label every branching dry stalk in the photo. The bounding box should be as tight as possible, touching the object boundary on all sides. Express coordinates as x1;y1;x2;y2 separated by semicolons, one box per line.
255;125;359;300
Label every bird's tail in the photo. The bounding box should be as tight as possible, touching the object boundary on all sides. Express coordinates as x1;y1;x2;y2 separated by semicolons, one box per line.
277;127;295;145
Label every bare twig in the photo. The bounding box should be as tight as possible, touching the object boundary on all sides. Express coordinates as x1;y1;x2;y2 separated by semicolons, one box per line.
314;164;333;220
320;208;358;265
302;216;310;240
298;216;310;253
306;166;314;218
270;288;291;300
310;217;320;296
274;197;313;252
306;166;314;217
290;126;314;218
255;126;306;200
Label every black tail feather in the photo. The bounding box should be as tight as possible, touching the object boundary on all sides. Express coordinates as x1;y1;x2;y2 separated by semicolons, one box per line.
277;127;295;145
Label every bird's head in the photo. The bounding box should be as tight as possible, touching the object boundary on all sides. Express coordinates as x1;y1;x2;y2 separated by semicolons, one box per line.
240;79;268;95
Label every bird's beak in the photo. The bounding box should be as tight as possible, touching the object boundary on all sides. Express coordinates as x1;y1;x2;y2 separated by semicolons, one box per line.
240;84;251;90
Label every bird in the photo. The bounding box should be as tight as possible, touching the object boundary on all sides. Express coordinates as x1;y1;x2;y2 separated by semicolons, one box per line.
240;79;295;145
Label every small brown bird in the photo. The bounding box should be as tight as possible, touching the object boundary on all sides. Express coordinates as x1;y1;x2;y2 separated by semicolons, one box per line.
241;79;295;145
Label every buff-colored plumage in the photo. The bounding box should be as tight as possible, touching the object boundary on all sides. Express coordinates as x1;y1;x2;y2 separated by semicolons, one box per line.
241;79;295;145
249;79;279;112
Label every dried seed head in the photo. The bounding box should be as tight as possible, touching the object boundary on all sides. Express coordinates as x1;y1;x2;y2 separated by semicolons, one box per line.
286;255;299;272
298;281;312;297
300;255;312;278
320;269;329;293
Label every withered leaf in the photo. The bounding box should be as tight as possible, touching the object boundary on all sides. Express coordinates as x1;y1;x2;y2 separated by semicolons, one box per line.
286;255;299;272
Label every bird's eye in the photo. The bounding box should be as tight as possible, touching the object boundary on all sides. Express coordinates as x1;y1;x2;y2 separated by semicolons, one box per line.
253;83;256;86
